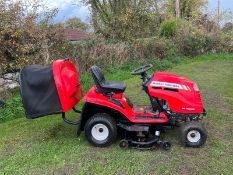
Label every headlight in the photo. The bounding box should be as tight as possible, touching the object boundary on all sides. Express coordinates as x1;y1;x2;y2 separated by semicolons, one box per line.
193;83;200;91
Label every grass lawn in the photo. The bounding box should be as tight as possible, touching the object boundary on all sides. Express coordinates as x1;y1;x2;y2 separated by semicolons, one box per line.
0;56;233;175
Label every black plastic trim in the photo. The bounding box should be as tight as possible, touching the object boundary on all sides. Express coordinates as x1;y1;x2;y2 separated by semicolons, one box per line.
109;98;125;109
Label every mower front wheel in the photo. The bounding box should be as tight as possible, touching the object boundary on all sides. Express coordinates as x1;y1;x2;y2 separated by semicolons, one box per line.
180;121;207;148
84;113;117;147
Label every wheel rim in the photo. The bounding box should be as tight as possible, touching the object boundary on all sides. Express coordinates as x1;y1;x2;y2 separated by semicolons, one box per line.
187;130;201;143
91;124;109;141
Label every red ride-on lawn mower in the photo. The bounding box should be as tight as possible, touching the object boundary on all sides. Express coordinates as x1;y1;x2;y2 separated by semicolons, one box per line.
20;59;207;150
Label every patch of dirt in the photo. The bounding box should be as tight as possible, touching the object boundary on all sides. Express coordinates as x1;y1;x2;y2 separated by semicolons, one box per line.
45;166;79;175
202;90;233;115
177;164;195;175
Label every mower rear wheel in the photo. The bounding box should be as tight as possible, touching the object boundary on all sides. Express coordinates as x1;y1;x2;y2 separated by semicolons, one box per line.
180;121;207;148
84;113;117;147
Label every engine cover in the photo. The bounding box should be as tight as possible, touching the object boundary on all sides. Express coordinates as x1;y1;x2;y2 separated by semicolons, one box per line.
148;72;204;114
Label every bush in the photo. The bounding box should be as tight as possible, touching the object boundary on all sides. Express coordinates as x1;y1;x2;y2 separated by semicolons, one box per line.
205;33;233;54
172;20;207;56
50;38;133;72
49;36;180;73
160;19;178;38
0;93;24;123
161;19;233;56
0;0;63;73
133;37;178;59
159;19;207;56
178;32;206;56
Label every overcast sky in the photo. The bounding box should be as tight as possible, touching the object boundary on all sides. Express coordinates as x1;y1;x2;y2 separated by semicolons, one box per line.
44;0;90;22
45;0;233;23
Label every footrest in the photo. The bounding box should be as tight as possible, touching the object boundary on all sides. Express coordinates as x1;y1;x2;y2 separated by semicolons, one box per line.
134;114;163;120
133;106;153;113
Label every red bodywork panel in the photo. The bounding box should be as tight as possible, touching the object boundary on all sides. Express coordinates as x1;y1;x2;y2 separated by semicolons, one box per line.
53;59;83;112
84;86;169;123
148;72;204;114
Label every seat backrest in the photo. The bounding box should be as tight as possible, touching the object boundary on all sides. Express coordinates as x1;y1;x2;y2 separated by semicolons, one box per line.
91;66;105;92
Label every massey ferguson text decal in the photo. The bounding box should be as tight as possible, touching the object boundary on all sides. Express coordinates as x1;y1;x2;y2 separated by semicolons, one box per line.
150;81;190;91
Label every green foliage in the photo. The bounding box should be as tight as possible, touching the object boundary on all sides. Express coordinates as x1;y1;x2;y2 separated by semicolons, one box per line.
0;93;24;123
159;19;206;56
171;19;205;56
50;25;233;73
222;22;233;33
50;39;133;72
159;19;178;38
169;19;233;56
205;33;233;54
134;37;178;59
0;0;63;73
86;0;159;40
0;0;231;76
50;35;181;74
177;32;206;56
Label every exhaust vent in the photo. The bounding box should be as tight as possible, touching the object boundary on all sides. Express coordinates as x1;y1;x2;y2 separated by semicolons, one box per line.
164;88;179;92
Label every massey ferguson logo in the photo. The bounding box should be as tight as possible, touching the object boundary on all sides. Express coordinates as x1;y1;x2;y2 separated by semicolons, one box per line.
150;81;190;91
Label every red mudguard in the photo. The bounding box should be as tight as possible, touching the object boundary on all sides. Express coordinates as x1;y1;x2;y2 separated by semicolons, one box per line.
53;59;83;112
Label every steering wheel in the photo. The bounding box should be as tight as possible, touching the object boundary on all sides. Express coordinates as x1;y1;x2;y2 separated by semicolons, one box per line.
131;64;153;75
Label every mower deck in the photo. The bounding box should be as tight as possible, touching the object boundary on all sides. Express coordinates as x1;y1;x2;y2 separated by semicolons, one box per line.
119;137;171;150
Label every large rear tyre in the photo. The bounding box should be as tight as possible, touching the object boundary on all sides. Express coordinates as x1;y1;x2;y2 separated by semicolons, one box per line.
180;121;207;148
84;113;117;147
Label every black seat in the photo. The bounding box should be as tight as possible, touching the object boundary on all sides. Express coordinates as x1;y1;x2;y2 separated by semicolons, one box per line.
91;66;126;94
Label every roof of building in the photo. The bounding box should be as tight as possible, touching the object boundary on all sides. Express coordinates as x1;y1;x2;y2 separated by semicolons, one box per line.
63;28;92;41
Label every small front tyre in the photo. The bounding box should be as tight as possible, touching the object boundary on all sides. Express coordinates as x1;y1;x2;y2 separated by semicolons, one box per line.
180;121;207;148
84;113;117;147
163;141;171;150
119;139;129;149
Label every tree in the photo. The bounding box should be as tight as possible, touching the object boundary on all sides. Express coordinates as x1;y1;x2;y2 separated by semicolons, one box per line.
64;17;90;31
85;0;159;40
167;0;207;20
176;0;180;17
0;0;63;73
